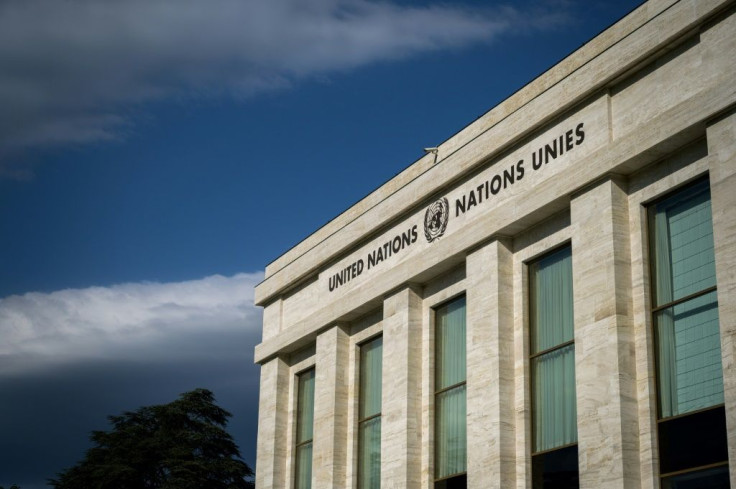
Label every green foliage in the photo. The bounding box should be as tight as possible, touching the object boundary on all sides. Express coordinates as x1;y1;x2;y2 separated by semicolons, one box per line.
49;389;254;489
1;485;21;489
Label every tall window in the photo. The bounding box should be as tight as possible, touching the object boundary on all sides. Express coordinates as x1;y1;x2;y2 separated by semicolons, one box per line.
358;336;383;489
295;368;315;489
434;296;467;489
529;246;578;489
649;179;730;488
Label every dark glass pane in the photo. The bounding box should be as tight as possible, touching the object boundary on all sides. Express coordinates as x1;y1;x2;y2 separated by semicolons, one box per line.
531;445;579;489
662;465;730;489
435;474;467;489
659;406;728;475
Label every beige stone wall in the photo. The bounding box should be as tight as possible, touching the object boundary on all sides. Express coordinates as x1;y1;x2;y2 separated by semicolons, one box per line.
707;111;736;489
255;1;736;487
282;277;320;332
255;355;289;488
313;325;350;488
571;177;639;489
466;239;515;488
261;298;281;341
381;285;423;489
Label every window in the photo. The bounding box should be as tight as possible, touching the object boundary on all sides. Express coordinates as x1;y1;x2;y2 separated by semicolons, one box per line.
529;246;578;489
295;368;315;489
358;336;382;489
649;179;730;488
434;296;467;489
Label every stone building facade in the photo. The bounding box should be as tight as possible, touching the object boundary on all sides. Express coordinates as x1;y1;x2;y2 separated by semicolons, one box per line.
254;0;736;487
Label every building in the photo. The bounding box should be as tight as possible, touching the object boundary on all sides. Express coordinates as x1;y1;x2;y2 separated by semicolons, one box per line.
253;0;736;487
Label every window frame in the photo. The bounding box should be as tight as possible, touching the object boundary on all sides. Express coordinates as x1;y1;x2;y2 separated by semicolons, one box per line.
645;176;729;485
527;244;579;488
357;334;383;489
433;294;468;486
294;367;316;489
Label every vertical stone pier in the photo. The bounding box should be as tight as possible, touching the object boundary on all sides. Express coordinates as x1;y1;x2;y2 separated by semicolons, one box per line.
571;177;640;489
313;325;350;488
466;239;516;488
707;112;736;489
255;355;290;489
381;285;423;489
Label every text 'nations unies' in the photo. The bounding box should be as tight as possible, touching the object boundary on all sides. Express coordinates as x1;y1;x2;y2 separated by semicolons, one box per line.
455;122;585;217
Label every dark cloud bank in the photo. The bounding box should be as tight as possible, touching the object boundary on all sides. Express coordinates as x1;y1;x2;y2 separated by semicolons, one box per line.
0;0;569;177
0;273;262;488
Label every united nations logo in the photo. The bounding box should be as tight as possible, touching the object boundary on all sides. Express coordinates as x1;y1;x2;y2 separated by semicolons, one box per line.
424;197;449;243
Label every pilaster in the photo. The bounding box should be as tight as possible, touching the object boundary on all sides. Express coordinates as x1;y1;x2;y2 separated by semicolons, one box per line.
255;355;290;489
381;285;423;489
466;239;515;488
571;177;640;489
706;110;736;488
312;324;350;488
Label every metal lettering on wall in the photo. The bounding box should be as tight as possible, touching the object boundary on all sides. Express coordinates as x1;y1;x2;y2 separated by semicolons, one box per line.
327;122;587;293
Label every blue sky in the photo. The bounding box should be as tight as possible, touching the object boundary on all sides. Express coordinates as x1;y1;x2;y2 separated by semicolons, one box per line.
0;0;642;487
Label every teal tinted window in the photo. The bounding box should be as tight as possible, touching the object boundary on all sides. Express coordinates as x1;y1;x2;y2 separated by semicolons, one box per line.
358;337;382;489
529;246;577;453
434;296;467;481
295;369;315;489
649;180;723;417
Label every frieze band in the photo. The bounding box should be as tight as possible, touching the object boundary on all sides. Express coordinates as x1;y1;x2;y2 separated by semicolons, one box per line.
328;121;586;293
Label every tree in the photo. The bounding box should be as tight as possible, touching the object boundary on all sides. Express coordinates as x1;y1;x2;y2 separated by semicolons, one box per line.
49;389;254;489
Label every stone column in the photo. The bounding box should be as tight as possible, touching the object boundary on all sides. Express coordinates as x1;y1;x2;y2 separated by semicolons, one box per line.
466;238;515;488
570;177;640;489
255;355;290;489
707;111;736;488
381;285;423;489
312;324;350;488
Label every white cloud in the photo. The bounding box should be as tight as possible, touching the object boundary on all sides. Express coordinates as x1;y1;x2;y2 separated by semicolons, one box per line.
0;272;266;486
0;0;570;172
0;272;264;373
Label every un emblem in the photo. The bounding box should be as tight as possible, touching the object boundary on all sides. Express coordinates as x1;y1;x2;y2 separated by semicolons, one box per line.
424;197;449;243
